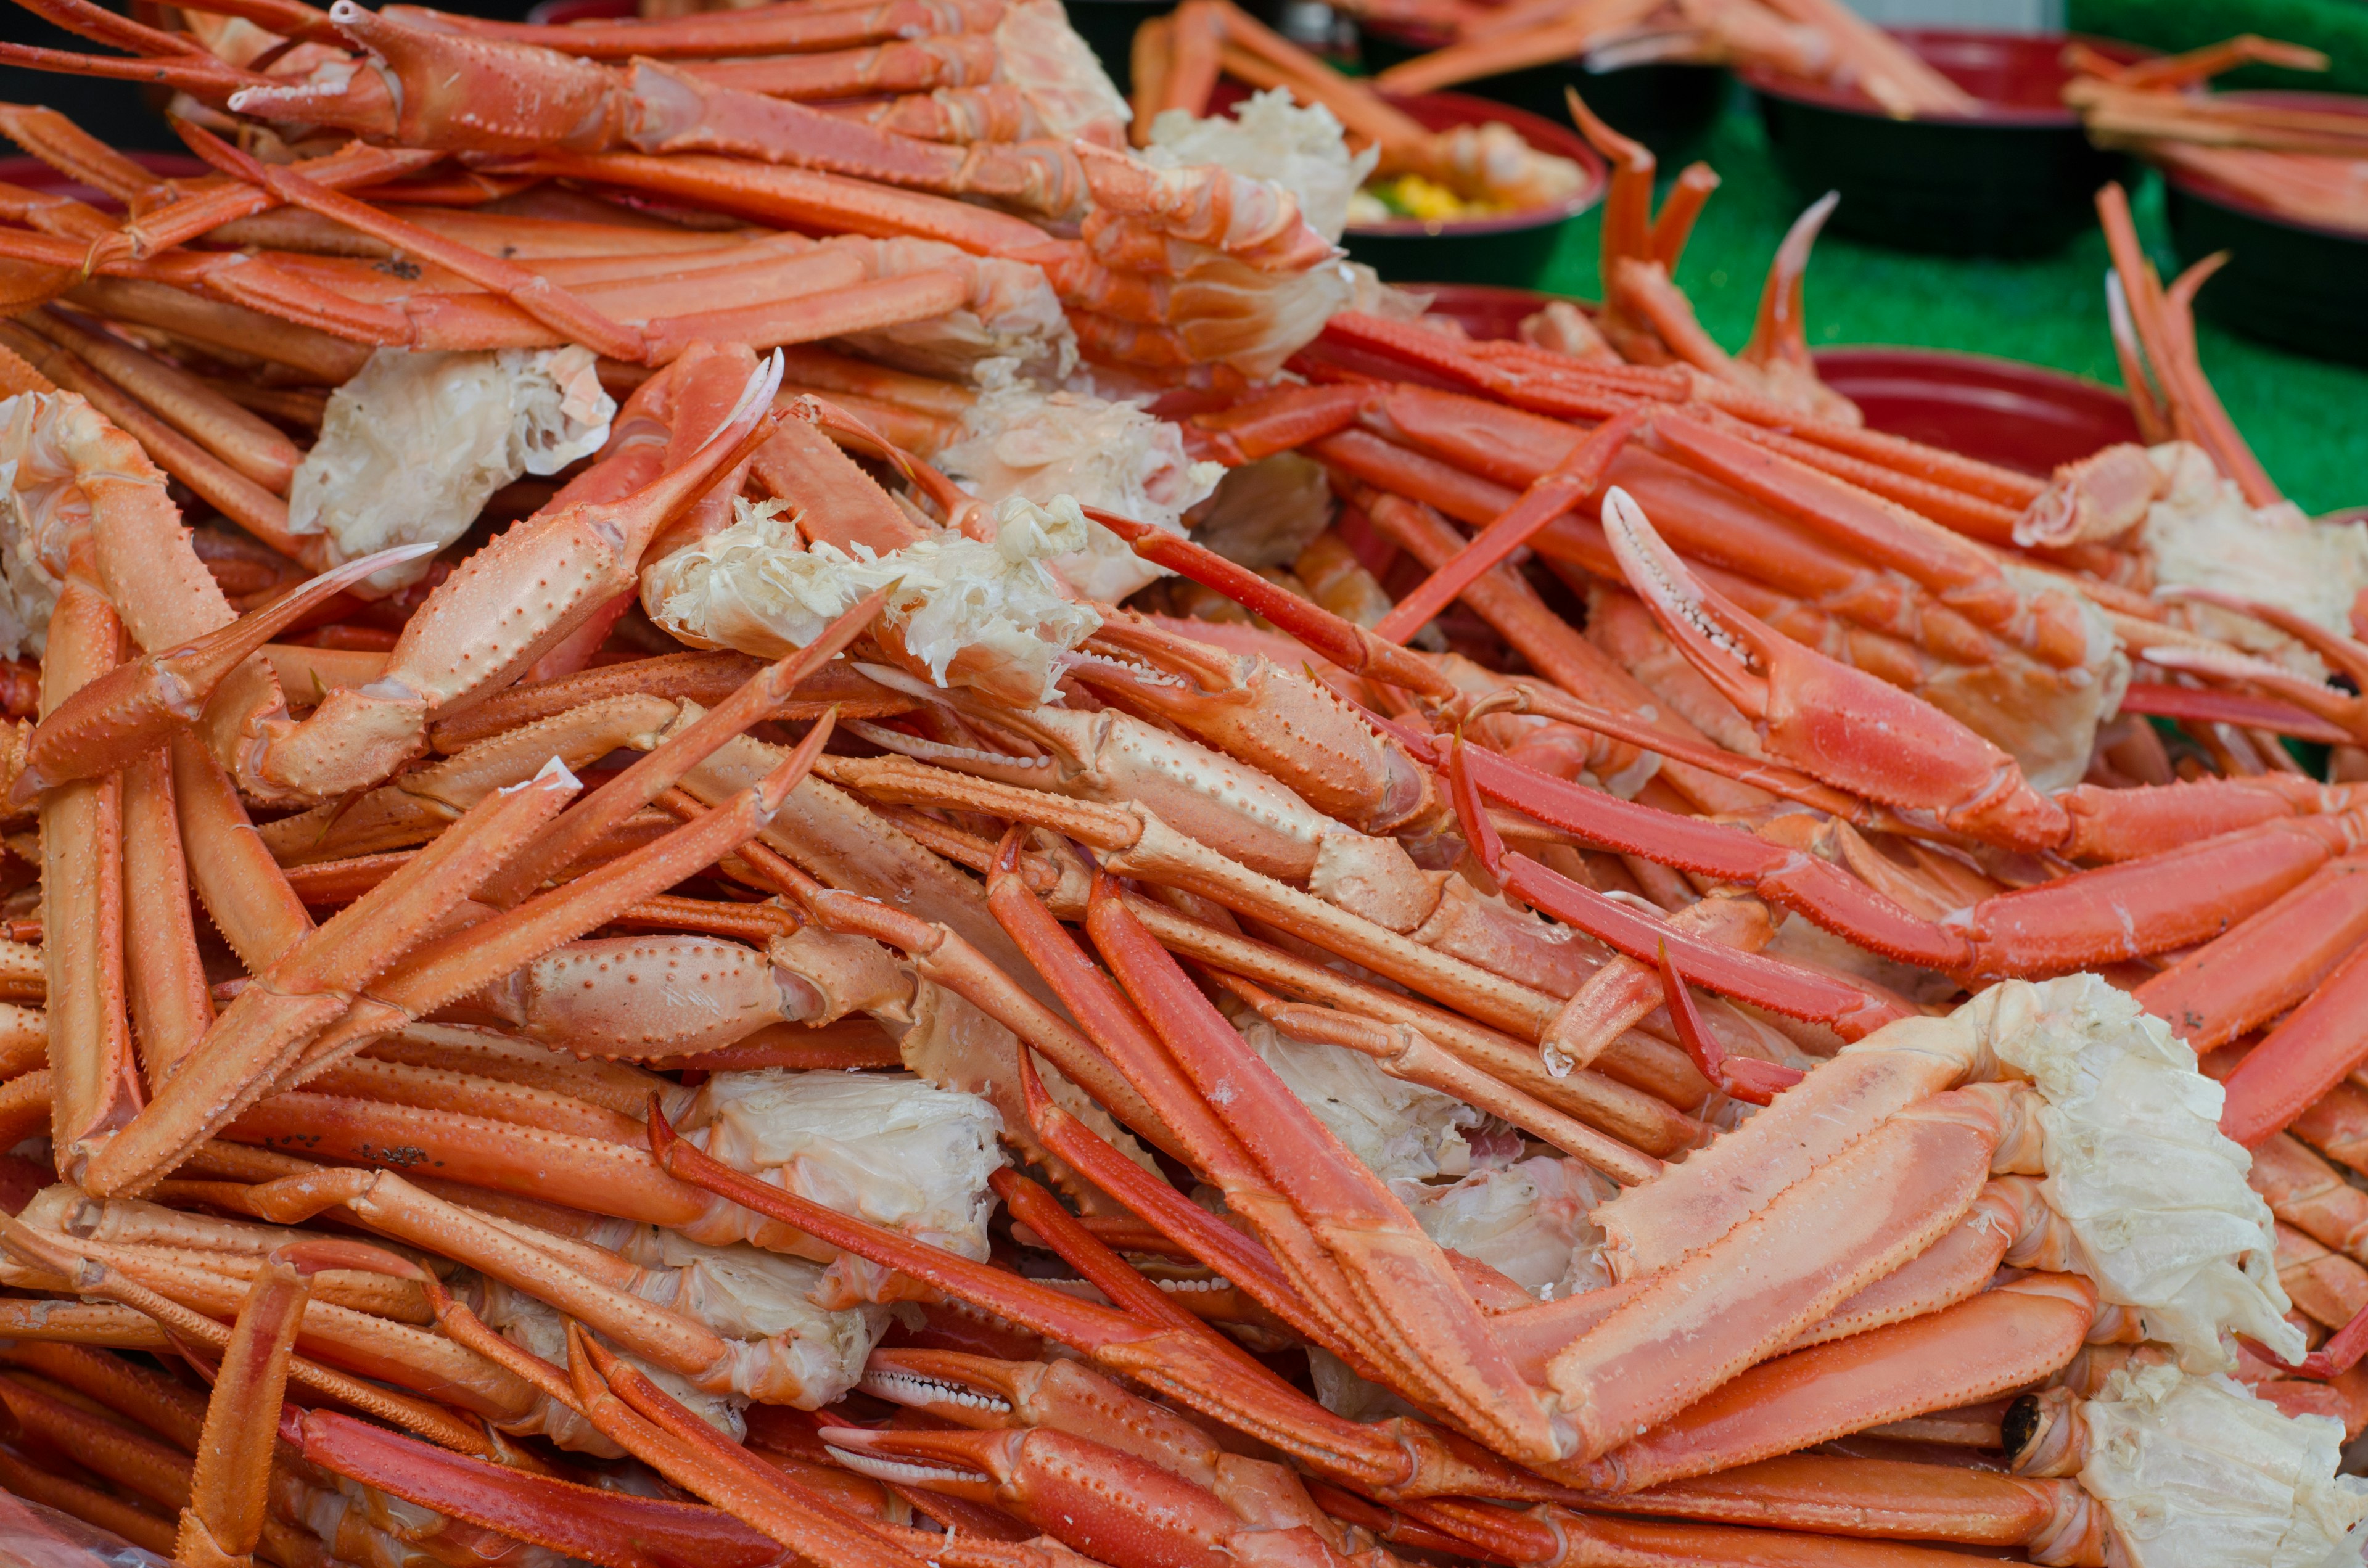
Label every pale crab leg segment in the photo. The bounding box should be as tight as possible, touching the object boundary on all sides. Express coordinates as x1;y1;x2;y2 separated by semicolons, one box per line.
0;1215;495;1454
170;731;313;975
1601;484;2072;854
1656;943;1802;1107
176;123;649;363
250;1167;736;1390
289;1410;785;1568
255;355;783;797
276;731;830;1088
1449;741;1913;1038
121;748;213;1093
417;0;998;59
1572;1273;2099;1492
77;759;580;1195
1079;872;1566;1465
1542;1083;2028;1469
1582;1453;2099;1558
14;543;435;800
43;543;136;1167
1079;506;1451;697
1372;409;1645;646
644;1110;1423;1495
475;590;884;906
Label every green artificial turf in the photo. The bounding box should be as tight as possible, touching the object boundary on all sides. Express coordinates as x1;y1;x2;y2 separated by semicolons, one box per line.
1517;94;2368;515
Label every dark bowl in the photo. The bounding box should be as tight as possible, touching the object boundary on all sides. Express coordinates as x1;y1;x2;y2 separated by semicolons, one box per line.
2158;92;2368;368
1743;30;2137;256
1359;21;1725;162
1413;283;2138;474
1334;92;1606;287
1063;0;1177;94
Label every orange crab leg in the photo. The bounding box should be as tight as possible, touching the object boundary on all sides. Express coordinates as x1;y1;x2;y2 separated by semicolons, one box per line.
2219;942;2368;1147
1372;408;1644;645
14;544;430;799
2134;851;2368;1053
1449;743;1914;1039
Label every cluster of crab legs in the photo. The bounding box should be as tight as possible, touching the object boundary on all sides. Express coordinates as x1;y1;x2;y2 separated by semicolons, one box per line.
0;0;2356;1562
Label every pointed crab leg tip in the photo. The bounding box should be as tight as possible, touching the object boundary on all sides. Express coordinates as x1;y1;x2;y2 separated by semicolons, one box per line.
1445;737;1507;876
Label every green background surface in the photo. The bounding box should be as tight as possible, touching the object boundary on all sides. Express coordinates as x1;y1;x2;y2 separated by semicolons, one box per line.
1515;90;2368;515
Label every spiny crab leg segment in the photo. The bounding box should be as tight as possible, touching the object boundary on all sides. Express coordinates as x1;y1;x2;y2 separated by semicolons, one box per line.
474;588;885;907
174;121;650;364
1447;738;1913;1038
1079;505;1452;697
1371;408;1645;646
77;757;583;1196
1077;871;1568;1466
276;727;834;1088
13;542;434;800
1656;942;1802;1107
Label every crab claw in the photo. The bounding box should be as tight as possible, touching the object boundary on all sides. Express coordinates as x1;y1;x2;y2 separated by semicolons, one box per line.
1601;484;2070;853
860;1349;1032;1427
11;540;436;803
817;1425;1012;1506
861;1347;1230;1487
1656;940;1803;1107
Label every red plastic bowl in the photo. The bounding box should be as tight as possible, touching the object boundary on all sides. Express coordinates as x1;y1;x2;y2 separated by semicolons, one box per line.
1415;283;2138;475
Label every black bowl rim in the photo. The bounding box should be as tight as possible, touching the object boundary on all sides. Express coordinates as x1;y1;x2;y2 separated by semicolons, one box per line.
1338;89;1607;239
1740;28;2139;129
2156;90;2368;245
1361;16;1733;75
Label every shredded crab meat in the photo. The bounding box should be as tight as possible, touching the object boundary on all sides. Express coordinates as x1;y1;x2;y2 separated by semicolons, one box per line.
1145;90;1378;245
644;493;1103;705
934;362;1223;602
0;390;103;659
287;346;613;593
2078;1362;2368;1567
659;1068;1005;1304
990;0;1129;145
2143;440;2368;677
1246;1019;1483;1184
1396;1157;1616;1302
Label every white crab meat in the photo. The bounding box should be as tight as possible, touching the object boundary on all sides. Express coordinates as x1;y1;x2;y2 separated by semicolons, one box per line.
1976;973;2300;1372
992;0;1130;146
287;345;613;592
1246;1020;1482;1184
0;390;97;659
837;239;1076;385
2076;1361;2368;1567
454;1272;738;1453
659;1067;1005;1305
2142;440;2368;677
643;493;1103;705
1396;1156;1614;1301
935;364;1222;602
1146;90;1378;245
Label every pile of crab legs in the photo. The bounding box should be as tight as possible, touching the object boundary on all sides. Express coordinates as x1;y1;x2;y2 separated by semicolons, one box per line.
0;8;2358;1568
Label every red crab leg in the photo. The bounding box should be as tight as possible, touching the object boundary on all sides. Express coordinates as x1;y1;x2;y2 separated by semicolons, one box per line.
423;0;1000;60
2218;942;2368;1147
1079;506;1450;697
2133;852;2368;1053
644;1108;1544;1500
1449;741;1914;1039
288;1410;784;1568
1656;943;1803;1106
1079;871;1566;1463
1424;720;1963;968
